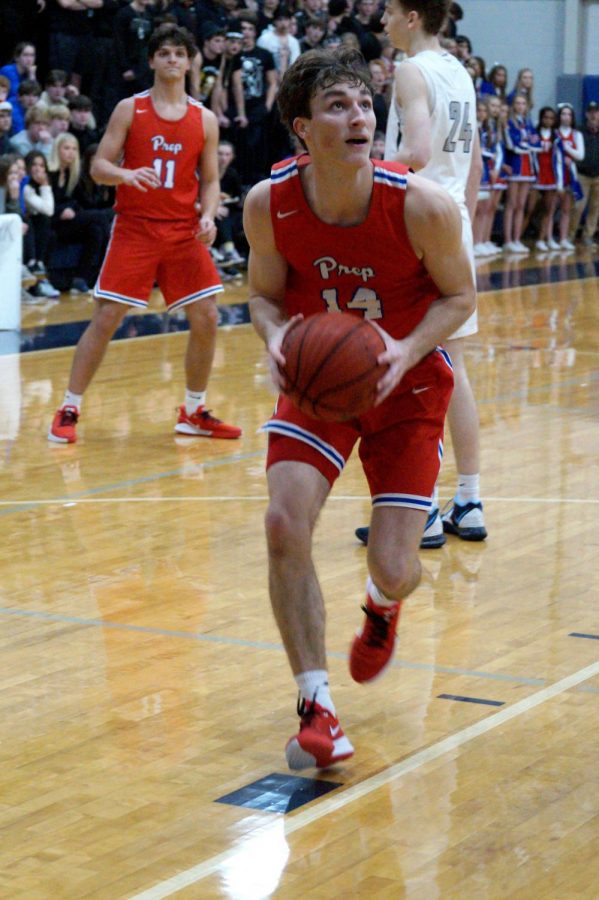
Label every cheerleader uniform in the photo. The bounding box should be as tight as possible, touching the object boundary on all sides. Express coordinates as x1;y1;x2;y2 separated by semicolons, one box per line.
554;127;585;198
536;127;558;191
504;116;540;182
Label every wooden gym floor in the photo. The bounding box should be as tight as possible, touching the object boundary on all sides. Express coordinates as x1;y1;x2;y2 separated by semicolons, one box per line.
1;247;598;898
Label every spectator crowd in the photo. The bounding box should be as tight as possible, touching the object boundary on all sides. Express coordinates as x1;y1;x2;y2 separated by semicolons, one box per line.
0;0;597;304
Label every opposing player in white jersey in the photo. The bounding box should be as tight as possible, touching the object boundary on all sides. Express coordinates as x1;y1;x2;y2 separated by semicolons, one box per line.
356;0;486;548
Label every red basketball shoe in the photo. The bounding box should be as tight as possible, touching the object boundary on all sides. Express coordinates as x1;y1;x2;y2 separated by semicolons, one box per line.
174;405;241;439
285;696;354;770
349;594;402;684
48;405;79;443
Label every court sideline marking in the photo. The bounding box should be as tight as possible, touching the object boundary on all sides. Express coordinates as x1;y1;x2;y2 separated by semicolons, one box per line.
129;657;599;899
1;495;599;508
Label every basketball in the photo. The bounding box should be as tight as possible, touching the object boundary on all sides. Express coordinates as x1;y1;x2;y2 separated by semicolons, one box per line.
279;312;387;422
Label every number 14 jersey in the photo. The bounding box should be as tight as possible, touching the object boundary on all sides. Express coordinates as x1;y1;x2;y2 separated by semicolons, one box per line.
114;90;205;222
270;156;440;341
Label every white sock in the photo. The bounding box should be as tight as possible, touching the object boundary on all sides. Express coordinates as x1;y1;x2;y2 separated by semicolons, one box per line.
63;390;82;411
367;575;398;609
295;670;335;714
431;483;439;510
455;473;480;505
185;389;206;415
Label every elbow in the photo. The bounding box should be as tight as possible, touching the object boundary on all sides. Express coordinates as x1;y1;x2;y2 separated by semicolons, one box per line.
407;151;431;172
90;159;103;184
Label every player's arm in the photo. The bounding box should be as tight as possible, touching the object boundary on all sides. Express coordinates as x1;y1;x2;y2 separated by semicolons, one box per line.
91;98;161;191
392;62;432;170
374;176;476;402
465;127;483;221
196;107;221;244
244;179;299;391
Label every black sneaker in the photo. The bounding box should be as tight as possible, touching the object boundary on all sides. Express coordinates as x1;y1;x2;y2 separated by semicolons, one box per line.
441;500;487;541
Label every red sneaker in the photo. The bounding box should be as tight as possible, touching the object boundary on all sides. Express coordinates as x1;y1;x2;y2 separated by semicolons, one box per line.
285;697;354;771
48;405;79;443
349;594;402;684
174;405;241;439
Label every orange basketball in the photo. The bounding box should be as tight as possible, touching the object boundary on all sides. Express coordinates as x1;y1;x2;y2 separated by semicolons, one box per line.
279;312;387;422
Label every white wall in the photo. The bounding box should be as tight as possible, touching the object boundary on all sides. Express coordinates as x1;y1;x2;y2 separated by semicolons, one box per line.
460;0;566;110
583;0;599;74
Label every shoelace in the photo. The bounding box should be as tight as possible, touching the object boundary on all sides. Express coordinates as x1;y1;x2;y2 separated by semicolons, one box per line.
296;690;327;727
198;409;222;424
360;604;392;648
60;408;78;425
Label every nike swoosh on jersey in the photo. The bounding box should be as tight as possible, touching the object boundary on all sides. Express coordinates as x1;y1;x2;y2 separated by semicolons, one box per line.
136;109;148;114
277;209;298;219
330;724;341;737
412;386;430;394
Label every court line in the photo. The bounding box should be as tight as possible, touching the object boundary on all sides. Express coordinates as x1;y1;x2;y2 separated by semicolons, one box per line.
1;495;599;507
129;657;599;899
0;604;545;687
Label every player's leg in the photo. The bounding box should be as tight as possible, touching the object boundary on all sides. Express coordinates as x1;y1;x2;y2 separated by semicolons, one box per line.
350;504;426;684
351;358;453;680
48;299;130;443
442;336;487;541
263;400;359;769
267;458;354;770
161;227;241;439
49;216;160;443
266;459;331;676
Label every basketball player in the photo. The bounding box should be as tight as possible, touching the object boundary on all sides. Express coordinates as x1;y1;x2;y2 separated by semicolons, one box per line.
48;23;241;444
244;48;475;769
356;0;486;548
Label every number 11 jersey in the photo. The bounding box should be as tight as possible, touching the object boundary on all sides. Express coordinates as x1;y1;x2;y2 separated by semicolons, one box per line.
114;91;205;222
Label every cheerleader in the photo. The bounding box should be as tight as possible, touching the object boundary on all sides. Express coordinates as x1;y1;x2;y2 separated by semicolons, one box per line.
474;97;503;254
554;103;585;251
503;93;540;252
473;99;492;255
482;95;506;252
481;64;508;100
506;68;535;111
533;106;560;251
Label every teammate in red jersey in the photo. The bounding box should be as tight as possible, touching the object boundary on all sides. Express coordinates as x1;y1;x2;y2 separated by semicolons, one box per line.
48;23;241;444
244;48;475;770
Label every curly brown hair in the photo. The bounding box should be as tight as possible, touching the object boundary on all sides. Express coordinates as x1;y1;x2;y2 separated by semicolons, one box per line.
277;47;373;146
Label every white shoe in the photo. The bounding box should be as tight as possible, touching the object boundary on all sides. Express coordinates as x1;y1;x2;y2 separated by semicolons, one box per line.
560;239;575;251
35;280;61;298
484;242;501;254
547;238;561;250
514;241;530;254
535;240;548;252
473;244;487;257
502;242;517;252
420;507;446;549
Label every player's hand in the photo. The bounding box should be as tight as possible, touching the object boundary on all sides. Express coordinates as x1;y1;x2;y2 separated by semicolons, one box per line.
195;215;216;244
267;315;303;392
235;114;248;129
60;207;76;221
122;167;161;192
368;321;412;405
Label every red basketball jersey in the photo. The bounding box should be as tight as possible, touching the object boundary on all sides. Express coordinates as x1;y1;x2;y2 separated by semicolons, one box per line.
270;156;440;341
115;91;205;221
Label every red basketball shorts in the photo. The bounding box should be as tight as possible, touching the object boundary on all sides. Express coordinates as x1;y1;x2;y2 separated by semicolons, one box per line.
95;214;223;311
263;347;454;513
